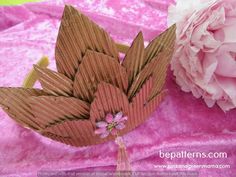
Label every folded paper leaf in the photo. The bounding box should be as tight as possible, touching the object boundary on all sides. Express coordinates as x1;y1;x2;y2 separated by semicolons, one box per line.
90;82;129;125
42;120;96;147
122;32;144;85
128;52;169;100
73;51;128;102
34;65;73;97
56;5;119;79
29;96;89;128
144;24;176;65
0;5;175;147
0;88;46;130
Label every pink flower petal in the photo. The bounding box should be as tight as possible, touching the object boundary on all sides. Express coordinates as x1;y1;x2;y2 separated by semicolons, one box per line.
221;24;236;43
118;116;128;123
215;52;236;77
114;112;123;122
100;131;109;138
96;121;108;128
116;122;125;130
215;76;236;106
217;99;236;112
111;128;118;135
105;113;113;123
94;127;106;135
168;0;236;111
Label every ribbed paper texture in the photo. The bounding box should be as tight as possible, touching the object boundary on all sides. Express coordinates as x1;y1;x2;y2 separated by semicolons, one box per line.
30;96;89;127
73;51;128;102
0;5;175;147
0;88;45;130
144;24;176;64
122;32;144;85
43;120;96;146
127;52;168;100
55;5;118;79
34;65;73;96
128;76;166;129
90;82;129;124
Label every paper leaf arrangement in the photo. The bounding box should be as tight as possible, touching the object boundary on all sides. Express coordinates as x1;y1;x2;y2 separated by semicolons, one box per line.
0;5;176;147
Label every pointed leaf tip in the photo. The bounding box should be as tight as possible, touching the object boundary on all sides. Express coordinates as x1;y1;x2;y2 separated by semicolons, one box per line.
56;5;119;79
122;31;145;85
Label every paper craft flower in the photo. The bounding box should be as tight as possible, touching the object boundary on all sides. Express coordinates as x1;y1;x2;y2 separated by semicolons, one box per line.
0;5;175;147
168;0;236;111
95;112;127;138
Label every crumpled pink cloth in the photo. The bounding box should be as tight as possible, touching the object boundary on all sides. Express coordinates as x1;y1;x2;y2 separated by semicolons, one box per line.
0;0;235;177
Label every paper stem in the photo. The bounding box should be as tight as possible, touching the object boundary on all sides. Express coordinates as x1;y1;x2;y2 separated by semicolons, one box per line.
22;56;49;88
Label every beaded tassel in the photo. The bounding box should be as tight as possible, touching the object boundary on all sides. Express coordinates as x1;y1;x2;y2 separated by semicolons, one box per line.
115;136;131;177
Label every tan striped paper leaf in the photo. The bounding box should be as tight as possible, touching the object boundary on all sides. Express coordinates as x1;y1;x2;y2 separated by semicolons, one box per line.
55;5;119;79
42;120;99;146
0;88;46;130
122;32;144;85
128;76;166;128
41;131;74;145
127;76;154;129
128;52;169;100
90;82;129;125
29;96;90;128
73;51;128;102
34;65;73;97
144;24;176;65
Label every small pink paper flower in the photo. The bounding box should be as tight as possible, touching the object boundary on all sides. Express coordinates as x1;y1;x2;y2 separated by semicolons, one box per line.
94;112;128;138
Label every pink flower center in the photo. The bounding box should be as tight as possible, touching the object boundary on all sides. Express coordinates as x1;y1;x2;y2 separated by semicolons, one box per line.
107;122;118;131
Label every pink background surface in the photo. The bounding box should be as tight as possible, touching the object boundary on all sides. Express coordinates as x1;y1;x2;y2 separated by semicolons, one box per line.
0;0;236;176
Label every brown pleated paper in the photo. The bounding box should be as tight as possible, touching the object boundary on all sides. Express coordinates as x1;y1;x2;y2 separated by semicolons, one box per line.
0;5;176;147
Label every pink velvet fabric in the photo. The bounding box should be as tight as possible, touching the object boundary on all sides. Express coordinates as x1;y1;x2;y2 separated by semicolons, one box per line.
0;0;235;177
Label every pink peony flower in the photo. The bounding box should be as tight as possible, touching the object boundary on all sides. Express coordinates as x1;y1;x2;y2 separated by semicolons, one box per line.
95;112;128;138
168;0;236;111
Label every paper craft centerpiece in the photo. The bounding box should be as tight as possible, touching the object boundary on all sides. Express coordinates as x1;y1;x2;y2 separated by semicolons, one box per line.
0;5;175;147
